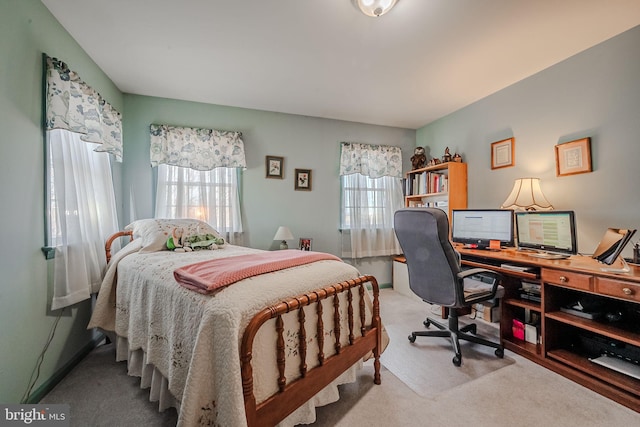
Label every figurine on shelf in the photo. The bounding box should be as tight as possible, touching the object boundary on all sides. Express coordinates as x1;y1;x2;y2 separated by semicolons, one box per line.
453;152;462;162
410;146;427;170
442;147;452;163
427;158;441;166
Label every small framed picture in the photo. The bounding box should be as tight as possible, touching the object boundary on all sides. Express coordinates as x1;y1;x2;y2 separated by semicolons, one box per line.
299;238;312;251
266;156;284;179
555;137;592;177
491;138;515;169
295;169;312;191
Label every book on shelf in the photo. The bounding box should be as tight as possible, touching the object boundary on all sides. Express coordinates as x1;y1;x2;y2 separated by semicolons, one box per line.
407;171;449;196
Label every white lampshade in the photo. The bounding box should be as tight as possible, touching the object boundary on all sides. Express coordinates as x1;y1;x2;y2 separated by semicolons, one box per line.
355;0;398;17
501;178;553;211
273;226;294;249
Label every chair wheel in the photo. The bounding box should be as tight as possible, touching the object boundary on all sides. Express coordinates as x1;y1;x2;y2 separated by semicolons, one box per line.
452;355;462;366
408;334;416;343
495;347;504;358
423;319;431;328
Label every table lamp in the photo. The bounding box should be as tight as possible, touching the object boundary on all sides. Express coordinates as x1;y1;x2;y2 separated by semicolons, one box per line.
273;226;294;250
501;178;553;211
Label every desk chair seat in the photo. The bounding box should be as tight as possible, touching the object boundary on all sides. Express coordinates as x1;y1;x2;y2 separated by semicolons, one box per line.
394;208;505;366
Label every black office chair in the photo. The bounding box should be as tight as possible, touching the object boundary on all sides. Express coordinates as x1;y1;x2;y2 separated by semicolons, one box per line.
394;207;505;366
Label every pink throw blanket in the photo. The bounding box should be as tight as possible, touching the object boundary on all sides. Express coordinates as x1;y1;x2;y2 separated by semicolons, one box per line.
174;250;343;294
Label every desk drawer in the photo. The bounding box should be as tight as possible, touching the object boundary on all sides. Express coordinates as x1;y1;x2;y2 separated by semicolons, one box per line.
542;269;593;291
596;278;640;303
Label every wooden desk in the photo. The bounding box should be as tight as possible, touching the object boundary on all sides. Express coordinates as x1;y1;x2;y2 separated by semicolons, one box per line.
456;246;640;412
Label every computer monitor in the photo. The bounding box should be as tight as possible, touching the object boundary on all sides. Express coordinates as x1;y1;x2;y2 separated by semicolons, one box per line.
451;209;515;249
515;211;577;258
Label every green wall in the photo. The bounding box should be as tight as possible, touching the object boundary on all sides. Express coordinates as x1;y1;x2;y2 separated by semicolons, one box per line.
0;0;415;403
0;1;124;403
417;26;640;256
122;94;415;282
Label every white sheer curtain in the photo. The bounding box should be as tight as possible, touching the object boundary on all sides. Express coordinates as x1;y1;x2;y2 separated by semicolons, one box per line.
155;164;244;244
339;142;404;258
48;129;119;310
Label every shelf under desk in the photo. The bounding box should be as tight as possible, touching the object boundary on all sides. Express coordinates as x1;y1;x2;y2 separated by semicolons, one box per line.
454;245;640;413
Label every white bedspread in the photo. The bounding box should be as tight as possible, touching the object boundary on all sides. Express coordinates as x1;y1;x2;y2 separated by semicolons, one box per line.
89;242;382;427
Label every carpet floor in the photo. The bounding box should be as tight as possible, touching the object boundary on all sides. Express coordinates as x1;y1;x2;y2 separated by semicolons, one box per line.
40;288;640;426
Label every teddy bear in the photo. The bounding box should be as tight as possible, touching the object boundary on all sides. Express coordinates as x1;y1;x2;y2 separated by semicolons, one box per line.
411;146;427;170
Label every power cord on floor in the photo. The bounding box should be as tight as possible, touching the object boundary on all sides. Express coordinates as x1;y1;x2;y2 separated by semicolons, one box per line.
20;307;65;403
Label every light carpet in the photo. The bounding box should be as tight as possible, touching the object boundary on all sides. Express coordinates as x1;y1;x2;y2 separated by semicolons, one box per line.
40;288;640;426
379;291;514;398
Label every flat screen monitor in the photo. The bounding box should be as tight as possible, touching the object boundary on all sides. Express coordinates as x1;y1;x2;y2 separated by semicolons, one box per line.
451;209;515;249
515;211;577;258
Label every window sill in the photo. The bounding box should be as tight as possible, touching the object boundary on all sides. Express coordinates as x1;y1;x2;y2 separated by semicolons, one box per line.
42;246;56;260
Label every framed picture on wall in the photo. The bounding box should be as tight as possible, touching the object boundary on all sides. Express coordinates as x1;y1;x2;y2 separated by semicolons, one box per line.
295;169;312;191
491;137;515;169
299;238;312;251
266;156;284;179
555;137;592;177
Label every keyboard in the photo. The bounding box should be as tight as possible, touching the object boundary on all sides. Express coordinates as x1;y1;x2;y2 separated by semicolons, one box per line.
527;252;569;260
590;355;640;380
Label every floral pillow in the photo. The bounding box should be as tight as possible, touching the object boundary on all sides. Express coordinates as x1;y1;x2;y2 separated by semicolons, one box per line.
125;218;222;253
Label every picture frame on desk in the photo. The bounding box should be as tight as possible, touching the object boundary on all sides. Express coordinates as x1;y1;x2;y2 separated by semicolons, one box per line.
299;238;312;251
555;137;592;177
491;137;515;169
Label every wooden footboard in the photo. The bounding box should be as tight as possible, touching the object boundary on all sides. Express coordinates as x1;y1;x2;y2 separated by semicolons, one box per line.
241;275;382;427
104;232;381;426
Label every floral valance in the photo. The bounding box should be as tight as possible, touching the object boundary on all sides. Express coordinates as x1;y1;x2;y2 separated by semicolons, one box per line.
339;142;403;179
45;55;123;162
150;124;246;171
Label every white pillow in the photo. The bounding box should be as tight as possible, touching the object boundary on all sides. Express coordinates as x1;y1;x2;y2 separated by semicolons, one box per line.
125;218;221;253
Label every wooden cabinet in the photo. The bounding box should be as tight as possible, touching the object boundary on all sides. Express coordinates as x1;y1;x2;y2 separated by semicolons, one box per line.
404;162;467;218
458;247;640;412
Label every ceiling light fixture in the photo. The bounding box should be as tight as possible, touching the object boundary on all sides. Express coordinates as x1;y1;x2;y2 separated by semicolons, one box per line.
355;0;399;17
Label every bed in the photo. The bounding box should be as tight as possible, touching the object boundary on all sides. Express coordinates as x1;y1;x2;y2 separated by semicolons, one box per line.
88;219;386;427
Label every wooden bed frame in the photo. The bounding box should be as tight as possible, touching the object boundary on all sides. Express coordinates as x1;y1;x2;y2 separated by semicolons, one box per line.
105;231;382;427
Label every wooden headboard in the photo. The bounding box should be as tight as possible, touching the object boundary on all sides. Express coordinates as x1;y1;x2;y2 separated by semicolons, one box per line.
105;230;133;262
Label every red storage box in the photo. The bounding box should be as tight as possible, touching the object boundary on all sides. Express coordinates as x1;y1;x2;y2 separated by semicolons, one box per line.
512;319;525;341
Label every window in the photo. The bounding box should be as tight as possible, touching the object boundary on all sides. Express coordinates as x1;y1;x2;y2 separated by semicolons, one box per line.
46;129;119;309
341;173;402;229
339;142;404;258
155;164;243;244
44;55;123;310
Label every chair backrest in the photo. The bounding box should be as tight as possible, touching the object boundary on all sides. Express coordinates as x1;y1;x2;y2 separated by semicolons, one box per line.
394;208;464;308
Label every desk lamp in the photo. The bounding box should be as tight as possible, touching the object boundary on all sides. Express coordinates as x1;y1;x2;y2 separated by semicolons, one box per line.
273;226;294;250
501;178;553;211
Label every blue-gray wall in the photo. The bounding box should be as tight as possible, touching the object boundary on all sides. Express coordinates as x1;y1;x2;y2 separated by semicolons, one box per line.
417;25;640;256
